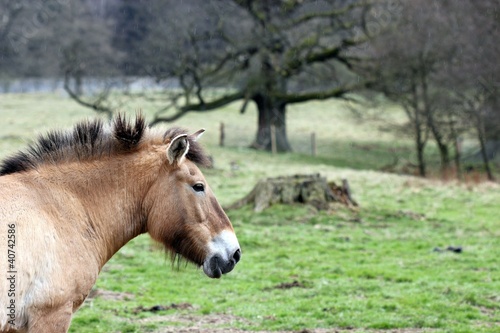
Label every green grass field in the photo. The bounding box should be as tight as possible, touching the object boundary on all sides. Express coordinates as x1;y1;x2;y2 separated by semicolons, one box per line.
0;93;499;333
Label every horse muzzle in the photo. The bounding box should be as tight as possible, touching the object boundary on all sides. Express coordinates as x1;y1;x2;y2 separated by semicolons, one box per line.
203;230;241;279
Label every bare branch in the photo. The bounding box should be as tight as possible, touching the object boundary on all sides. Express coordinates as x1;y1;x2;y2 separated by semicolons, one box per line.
284;36;368;77
150;90;245;125
63;72;113;119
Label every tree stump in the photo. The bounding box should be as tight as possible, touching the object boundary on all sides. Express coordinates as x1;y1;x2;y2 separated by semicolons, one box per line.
226;174;358;212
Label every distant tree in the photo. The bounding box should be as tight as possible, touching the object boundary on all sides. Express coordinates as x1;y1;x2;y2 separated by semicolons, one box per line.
111;0;153;75
360;0;463;177
1;0;118;89
50;0;123;118
67;0;373;152
0;1;79;78
0;1;30;77
446;0;500;181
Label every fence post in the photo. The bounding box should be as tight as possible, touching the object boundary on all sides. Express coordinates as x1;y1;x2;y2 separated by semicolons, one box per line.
219;122;225;147
311;132;316;156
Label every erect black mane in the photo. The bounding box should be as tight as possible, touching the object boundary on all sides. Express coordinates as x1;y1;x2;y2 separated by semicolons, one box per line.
0;114;209;176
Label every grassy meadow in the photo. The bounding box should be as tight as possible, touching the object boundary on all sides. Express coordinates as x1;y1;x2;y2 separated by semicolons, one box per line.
0;93;499;332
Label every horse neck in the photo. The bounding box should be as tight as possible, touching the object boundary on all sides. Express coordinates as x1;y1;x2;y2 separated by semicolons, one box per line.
30;151;162;268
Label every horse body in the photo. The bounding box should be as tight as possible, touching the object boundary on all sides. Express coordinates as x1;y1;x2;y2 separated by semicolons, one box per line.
0;175;97;332
0;116;240;333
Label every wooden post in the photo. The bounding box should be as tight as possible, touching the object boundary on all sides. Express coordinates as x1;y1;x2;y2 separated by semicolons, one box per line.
219;122;225;147
270;125;277;154
311;132;316;156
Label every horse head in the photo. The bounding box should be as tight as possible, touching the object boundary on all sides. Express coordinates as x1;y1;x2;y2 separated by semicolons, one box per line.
145;129;241;278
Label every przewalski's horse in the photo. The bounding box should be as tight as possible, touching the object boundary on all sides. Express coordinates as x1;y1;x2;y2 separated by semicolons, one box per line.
0;115;240;333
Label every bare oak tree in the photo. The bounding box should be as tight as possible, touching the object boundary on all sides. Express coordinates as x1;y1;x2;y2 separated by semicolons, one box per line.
360;0;464;177
67;0;372;152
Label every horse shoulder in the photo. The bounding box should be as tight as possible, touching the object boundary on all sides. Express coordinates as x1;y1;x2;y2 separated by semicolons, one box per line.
0;176;100;328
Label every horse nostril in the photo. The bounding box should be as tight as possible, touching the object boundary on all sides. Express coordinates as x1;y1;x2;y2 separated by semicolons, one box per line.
233;249;241;263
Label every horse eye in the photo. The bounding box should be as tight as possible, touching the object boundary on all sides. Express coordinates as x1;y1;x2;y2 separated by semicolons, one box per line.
192;183;205;192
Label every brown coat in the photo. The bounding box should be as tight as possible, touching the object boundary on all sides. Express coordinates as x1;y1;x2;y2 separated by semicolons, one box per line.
0;116;240;333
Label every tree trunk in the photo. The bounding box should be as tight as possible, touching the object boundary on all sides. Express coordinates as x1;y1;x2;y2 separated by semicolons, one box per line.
251;94;292;152
420;68;450;175
436;142;450;174
412;104;426;177
476;111;495;181
249;46;292;152
449;114;462;180
422;106;450;174
405;83;427;177
416;136;426;177
454;137;462;180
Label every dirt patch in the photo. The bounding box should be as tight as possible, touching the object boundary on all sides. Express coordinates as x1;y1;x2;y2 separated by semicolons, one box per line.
86;288;135;301
391;210;426;221
88;290;437;333
133;302;193;314
268;280;307;290
142;313;246;332
148;313;437;333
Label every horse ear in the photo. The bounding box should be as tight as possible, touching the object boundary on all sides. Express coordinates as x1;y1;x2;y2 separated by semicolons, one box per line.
166;134;189;165
189;128;205;141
